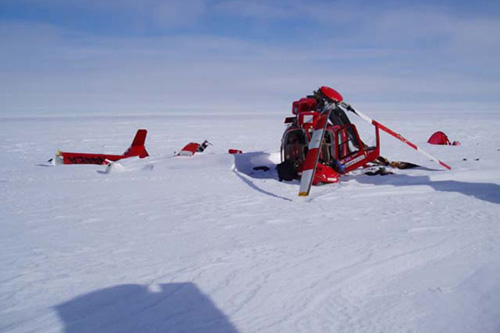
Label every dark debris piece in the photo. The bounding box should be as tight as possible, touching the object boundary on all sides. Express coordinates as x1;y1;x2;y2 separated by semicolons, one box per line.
365;167;394;176
253;166;270;172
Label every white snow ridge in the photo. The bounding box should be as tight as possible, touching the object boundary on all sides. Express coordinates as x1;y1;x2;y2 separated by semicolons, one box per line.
1;112;500;333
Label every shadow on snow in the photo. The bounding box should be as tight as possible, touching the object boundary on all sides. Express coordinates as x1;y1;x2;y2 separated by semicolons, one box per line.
232;151;500;205
232;152;293;201
233;151;279;181
356;173;500;205
55;283;239;333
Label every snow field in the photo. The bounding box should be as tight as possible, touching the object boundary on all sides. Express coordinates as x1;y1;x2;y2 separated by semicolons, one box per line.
1;112;500;332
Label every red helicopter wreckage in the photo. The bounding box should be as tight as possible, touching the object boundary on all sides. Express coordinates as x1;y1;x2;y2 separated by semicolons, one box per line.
45;86;451;197
278;86;451;196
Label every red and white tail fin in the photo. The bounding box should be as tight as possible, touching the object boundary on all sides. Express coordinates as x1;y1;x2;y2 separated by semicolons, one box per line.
123;129;149;158
298;108;333;197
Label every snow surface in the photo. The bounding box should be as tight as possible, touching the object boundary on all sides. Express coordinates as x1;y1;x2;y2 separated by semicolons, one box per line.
1;111;500;333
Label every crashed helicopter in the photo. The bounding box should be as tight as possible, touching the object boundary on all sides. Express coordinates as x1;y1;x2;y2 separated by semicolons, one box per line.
277;86;451;197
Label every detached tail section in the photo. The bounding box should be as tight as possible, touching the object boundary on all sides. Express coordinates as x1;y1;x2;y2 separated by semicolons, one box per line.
123;129;149;158
57;129;149;165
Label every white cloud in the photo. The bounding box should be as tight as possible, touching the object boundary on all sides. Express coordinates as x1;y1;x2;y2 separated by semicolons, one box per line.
1;3;500;115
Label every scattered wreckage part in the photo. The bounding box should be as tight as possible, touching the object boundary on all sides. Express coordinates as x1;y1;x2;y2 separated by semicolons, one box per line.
365;167;394;176
197;140;212;152
372;156;419;169
388;161;420;169
228;149;243;154
178;140;211;157
178;143;200;156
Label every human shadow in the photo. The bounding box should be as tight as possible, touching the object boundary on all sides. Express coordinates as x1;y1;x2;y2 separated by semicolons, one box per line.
356;173;500;205
55;283;239;333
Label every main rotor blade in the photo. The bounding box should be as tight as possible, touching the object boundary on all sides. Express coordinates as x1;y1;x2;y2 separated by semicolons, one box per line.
298;108;333;197
342;103;451;170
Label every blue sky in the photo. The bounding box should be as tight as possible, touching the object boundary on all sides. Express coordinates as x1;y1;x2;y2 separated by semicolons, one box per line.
1;0;499;115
